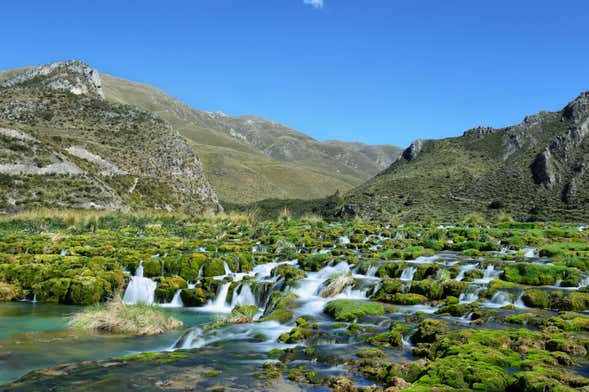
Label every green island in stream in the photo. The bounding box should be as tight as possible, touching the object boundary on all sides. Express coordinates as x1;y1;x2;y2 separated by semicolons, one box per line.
0;212;588;391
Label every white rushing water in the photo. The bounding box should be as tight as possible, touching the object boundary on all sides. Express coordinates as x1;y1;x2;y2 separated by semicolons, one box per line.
123;261;157;305
455;263;478;281
161;289;184;308
231;284;256;307
400;266;417;282
200;282;232;313
473;265;502;284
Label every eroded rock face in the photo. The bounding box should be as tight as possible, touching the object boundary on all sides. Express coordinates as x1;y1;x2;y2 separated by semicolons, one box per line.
0;60;104;98
532;148;558;186
402;139;424;161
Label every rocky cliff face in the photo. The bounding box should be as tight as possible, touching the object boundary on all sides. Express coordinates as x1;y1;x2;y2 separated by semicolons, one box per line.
1;60;104;98
342;91;589;222
0;61;219;214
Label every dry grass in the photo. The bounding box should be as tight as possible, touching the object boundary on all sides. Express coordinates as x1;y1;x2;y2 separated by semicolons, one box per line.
68;297;183;336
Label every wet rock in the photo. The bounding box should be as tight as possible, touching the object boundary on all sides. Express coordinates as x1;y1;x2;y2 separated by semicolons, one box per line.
384;377;411;391
320;274;355;298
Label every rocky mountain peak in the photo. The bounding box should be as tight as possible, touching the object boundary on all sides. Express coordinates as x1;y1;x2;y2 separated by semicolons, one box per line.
0;60;104;98
402;139;425;161
563;91;589;123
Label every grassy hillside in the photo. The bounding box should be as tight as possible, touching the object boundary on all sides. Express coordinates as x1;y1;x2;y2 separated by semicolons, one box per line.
101;75;399;203
341;93;589;222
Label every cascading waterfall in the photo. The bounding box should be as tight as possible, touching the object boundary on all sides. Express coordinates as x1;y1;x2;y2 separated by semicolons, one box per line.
459;285;482;303
455;264;478;281
366;265;378;277
201;283;232;312
475;265;502;283
400;266;417;282
489;291;513;307
123;261;157;305
161;289;184;308
231;283;256;307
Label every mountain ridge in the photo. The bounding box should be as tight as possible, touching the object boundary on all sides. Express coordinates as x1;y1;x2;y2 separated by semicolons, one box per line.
340;91;589;222
0;60;220;213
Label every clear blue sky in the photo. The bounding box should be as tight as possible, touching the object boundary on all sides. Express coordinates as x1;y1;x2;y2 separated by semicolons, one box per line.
1;0;588;147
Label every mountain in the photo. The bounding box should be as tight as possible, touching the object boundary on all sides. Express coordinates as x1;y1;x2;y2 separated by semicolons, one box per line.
0;61;219;213
101;74;401;203
341;92;589;222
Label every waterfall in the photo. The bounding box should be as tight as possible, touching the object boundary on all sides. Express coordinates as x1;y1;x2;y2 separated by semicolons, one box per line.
201;283;232;312
455;264;477;281
223;262;232;275
231;284;256;307
400;266;417;282
490;291;513;306
523;248;537;258
459;285;482;303
339;236;350;245
161;289;184;308
514;292;528;309
122;261;157;305
366;265;378;277
474;265;501;283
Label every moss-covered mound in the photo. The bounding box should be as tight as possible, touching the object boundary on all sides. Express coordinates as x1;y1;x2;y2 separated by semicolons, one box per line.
68;300;183;336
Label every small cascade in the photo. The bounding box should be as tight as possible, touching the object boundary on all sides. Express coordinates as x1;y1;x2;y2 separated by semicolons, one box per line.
161;289;184;308
400;266;417;282
455;264;477;281
60;249;67;256
231;284;256;307
459;312;474;323
474;265;501;283
223;262;232;275
201;283;232;312
188;282;196;289
514;292;528;309
123;261;157;305
401;335;413;348
32;294;37;303
366;265;378;278
578;276;589;288
459;285;482;304
490;291;513;307
197;265;204;279
523;248;538;258
339;236;350;245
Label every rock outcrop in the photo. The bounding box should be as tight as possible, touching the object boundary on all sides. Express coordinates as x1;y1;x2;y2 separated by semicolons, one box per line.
402;139;424;161
1;60;104;98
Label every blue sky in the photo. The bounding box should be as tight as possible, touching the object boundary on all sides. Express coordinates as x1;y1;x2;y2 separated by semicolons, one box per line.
1;0;588;147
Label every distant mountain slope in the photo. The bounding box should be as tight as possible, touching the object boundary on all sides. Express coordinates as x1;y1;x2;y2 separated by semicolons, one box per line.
101;75;401;203
342;92;589;222
0;61;219;213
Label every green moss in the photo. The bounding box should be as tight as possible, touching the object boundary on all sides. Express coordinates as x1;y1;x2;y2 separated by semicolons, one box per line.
502;264;578;286
522;289;550;309
260;308;293;323
323;299;384;321
67;276;104;305
388;293;428;305
154;275;187;303
412;319;448;344
34;277;71;303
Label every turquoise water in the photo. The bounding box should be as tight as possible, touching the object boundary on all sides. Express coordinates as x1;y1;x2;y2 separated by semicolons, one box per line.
0;302;213;384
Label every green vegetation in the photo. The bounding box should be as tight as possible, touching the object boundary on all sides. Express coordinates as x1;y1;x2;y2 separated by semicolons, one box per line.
323;299;384;321
68;299;183;336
